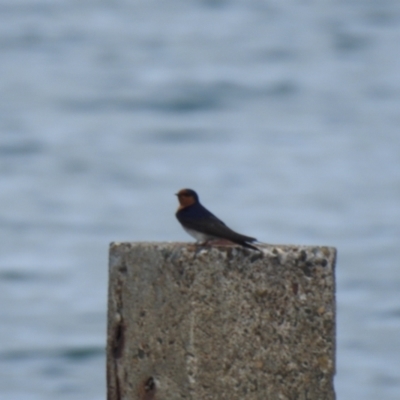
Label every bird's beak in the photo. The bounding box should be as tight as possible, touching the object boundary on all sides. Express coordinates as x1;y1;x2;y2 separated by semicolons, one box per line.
175;193;179;196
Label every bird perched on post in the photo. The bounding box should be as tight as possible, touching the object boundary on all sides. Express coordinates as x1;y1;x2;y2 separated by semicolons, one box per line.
175;188;260;251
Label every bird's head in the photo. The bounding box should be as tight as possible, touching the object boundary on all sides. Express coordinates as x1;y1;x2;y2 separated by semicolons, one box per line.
175;188;199;208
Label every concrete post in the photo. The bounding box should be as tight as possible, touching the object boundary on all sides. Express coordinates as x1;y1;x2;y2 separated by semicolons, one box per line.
107;243;336;400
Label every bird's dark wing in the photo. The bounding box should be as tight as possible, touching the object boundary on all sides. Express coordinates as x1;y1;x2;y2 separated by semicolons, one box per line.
176;204;257;243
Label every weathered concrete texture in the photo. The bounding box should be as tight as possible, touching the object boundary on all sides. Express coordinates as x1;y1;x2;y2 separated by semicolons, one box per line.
107;242;336;400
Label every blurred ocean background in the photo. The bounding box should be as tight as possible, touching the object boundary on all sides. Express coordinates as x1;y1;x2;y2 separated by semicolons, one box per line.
0;1;399;399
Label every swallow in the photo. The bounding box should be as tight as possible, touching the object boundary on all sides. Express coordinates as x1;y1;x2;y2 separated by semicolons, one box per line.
175;188;260;251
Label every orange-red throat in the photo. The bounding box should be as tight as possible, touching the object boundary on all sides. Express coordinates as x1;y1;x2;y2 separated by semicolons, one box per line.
175;188;197;210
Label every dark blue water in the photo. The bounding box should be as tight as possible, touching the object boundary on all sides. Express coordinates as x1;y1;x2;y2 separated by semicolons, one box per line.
1;1;400;399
